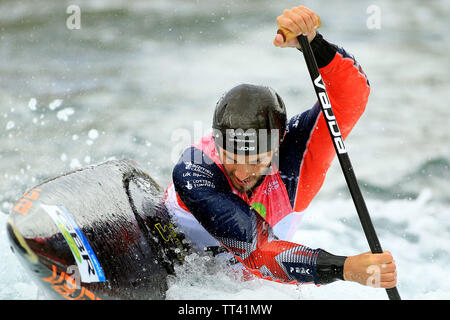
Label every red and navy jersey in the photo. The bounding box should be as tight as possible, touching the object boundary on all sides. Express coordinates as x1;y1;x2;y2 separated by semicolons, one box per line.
168;33;370;285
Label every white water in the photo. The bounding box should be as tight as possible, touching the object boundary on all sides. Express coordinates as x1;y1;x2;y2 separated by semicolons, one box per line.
165;194;450;300
2;193;449;300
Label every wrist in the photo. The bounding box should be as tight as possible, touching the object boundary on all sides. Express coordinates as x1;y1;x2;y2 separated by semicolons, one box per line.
316;249;347;285
296;30;318;50
297;31;337;68
343;255;352;281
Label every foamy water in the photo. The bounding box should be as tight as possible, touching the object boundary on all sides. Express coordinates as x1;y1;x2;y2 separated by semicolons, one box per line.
2;193;449;300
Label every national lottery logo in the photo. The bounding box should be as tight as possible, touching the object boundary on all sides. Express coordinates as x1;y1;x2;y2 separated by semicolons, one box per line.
41;204;106;283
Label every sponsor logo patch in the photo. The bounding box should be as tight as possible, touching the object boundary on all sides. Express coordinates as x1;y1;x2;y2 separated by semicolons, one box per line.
41;204;106;283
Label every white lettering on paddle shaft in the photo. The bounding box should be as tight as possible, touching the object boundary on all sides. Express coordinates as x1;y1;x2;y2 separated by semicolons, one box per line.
313;75;347;154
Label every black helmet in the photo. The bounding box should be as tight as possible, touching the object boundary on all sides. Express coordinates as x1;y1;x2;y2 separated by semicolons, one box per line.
212;84;287;155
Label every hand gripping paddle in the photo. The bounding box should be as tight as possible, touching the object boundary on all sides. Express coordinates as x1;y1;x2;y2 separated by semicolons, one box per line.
277;22;401;300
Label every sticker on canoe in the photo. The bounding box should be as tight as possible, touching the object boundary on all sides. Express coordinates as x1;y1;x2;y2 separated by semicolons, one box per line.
41;204;106;283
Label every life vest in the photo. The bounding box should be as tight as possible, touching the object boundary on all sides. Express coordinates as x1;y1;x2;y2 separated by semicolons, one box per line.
164;133;305;250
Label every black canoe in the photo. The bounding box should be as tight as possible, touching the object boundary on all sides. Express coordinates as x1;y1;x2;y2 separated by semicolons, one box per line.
6;159;189;300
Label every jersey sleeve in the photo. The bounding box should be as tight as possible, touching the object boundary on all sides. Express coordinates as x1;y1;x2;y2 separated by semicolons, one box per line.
173;147;344;285
279;32;371;211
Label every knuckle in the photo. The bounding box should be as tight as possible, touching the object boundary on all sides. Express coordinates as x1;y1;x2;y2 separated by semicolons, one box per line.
368;255;378;265
385;273;396;282
382;279;396;289
293;7;303;15
286;20;296;29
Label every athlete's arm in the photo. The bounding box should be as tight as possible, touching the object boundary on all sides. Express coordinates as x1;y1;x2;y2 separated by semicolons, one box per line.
277;31;370;210
173;147;346;285
273;6;396;289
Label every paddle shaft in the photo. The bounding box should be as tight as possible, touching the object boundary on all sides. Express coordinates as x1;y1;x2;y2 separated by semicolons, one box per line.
296;34;401;300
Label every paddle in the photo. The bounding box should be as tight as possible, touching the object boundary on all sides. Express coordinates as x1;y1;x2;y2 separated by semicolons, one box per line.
278;29;401;300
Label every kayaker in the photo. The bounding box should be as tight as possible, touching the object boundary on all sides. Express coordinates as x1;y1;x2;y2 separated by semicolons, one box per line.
165;5;397;289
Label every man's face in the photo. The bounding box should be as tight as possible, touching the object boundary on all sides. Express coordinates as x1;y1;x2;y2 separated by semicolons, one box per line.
218;147;274;193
